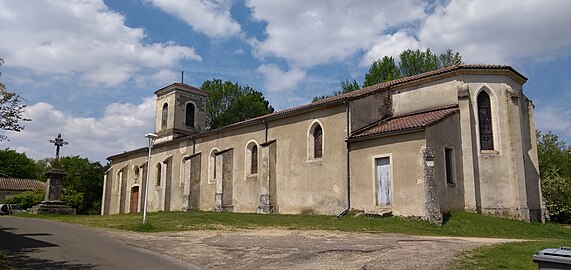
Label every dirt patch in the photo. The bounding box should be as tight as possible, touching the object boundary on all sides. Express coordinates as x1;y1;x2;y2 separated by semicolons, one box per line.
102;229;520;270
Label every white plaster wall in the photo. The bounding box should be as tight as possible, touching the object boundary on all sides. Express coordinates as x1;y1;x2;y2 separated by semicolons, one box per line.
426;114;465;212
392;79;460;116
349;131;427;217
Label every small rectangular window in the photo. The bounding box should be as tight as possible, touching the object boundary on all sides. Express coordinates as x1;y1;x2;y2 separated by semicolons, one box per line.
445;148;455;185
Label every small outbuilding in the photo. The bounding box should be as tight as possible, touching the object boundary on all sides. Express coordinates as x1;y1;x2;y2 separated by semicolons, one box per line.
0;177;46;202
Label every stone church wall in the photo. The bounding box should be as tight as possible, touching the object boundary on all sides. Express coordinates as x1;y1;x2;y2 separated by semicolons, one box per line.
266;104;348;215
426;113;465;212
349;131;427;217
392;78;460;117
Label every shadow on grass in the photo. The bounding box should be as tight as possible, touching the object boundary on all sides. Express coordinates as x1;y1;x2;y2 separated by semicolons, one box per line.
442;212;452;224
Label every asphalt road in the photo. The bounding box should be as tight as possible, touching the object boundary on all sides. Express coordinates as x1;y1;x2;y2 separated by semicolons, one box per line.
0;216;199;270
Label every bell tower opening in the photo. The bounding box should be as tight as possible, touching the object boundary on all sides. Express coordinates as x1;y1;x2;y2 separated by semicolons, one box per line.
154;83;208;142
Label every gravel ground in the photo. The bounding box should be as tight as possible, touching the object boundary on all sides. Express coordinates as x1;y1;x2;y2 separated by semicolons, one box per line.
101;229;520;270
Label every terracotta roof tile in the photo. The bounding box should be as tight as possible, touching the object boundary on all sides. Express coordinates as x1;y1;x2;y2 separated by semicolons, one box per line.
350;106;460;139
206;64;523;131
0;178;46;191
109;64;522;159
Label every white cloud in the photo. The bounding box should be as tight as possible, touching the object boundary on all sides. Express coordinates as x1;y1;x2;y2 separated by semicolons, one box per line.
151;0;241;38
257;64;305;93
0;0;201;87
418;0;571;64
360;32;422;66
535;102;571;139
246;0;426;67
1;98;156;163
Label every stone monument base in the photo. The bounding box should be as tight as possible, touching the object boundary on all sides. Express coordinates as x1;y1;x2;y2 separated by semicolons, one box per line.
29;200;76;215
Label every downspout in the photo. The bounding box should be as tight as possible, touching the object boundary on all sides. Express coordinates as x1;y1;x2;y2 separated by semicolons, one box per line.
338;99;351;217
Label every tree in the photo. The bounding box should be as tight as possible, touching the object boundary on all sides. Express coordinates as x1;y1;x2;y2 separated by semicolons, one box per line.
0;58;30;141
438;49;463;67
537;131;571;223
0;149;42;179
313;48;463;101
202;79;274;129
339;79;360;93
312;79;361;102
362;56;402;88
399;48;463;77
398;48;440;77
57;156;105;215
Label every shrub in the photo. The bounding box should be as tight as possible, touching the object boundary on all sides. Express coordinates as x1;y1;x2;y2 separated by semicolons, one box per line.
4;189;44;209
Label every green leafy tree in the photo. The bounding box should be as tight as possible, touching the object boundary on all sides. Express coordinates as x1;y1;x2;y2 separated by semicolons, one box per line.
1;58;30;141
4;189;44;209
202;79;274;129
537;131;571;223
438;49;463;67
399;48;463;77
362;56;401;87
0;149;42;179
399;48;440;77
57;156;105;215
339;79;360;93
313;48;462;102
312;79;361;102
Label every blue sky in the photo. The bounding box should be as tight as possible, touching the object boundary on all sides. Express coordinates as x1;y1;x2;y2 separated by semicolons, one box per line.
1;0;570;163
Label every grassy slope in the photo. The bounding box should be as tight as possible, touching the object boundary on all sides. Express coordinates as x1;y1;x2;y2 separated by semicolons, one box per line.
26;211;571;269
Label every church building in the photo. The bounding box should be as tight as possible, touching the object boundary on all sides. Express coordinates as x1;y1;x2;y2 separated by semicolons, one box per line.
102;64;546;223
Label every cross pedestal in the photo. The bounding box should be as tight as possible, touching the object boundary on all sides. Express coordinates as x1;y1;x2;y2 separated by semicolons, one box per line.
30;134;75;215
30;169;76;215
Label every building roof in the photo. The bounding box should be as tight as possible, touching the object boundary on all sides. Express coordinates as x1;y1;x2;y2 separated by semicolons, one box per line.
350;106;460;140
0;178;47;191
108;64;523;160
199;64;524;132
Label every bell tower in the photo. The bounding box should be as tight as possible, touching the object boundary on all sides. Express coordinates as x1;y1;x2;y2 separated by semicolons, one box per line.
154;83;208;142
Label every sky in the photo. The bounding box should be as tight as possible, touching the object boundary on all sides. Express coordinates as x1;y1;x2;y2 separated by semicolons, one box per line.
1;0;570;163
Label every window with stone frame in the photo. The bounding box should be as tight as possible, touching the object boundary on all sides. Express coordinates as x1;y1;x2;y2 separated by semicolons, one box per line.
161;103;168;127
251;144;258;174
314;124;323;158
156;163;162;186
477;91;494;150
445;147;455;185
209;149;218;183
186;103;195;127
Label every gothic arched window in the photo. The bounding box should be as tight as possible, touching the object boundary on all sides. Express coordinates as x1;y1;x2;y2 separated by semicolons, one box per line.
477;91;494;150
186;103;195;127
251;144;258;174
313;125;323;158
161;103;168;127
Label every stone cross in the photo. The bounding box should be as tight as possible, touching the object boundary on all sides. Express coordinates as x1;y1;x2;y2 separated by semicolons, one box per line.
49;133;69;161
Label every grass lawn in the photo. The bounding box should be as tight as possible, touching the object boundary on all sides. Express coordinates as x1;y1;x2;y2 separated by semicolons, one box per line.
26;211;571;269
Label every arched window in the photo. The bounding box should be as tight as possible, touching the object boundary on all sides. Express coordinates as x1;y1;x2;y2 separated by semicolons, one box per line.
161;103;168;127
186;103;195;127
477;91;494;150
251;144;258;174
209;148;219;183
156;163;162;186
314;125;323;158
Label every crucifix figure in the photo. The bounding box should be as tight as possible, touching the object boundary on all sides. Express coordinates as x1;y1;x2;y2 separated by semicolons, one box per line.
49;133;69;161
